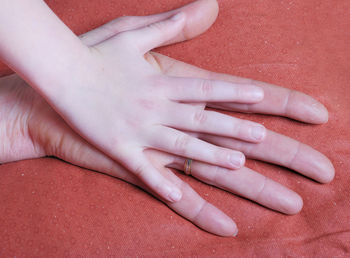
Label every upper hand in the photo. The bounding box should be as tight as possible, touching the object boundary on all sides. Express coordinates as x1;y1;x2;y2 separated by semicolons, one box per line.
47;3;270;203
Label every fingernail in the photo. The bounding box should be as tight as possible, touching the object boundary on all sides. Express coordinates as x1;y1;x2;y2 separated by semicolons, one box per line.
245;87;264;101
230;153;244;168
168;188;182;202
251;126;266;141
233;229;239;237
311;102;329;123
170;12;185;21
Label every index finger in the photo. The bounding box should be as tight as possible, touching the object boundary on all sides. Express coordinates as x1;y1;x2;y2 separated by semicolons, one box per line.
148;52;329;124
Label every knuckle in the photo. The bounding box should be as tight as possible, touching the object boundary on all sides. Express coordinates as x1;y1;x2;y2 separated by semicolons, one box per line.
286;141;301;167
254;176;268;202
192;108;207;126
173;134;191;154
284;89;298;116
199;79;214;98
148;22;166;34
231;121;243;137
109;16;143;31
112;16;132;26
115;31;134;44
102;16;137;36
191;200;208;222
211;165;222;183
103;19;122;34
150;75;166;91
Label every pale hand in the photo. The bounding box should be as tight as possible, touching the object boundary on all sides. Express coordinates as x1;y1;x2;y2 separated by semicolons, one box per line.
45;6;272;204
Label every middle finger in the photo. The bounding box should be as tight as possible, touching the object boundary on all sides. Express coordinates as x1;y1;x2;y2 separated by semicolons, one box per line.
162;102;267;143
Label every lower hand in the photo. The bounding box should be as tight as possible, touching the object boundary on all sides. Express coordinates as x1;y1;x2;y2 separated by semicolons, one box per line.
0;70;333;237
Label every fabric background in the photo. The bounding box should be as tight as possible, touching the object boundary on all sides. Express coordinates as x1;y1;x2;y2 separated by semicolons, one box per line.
0;0;349;256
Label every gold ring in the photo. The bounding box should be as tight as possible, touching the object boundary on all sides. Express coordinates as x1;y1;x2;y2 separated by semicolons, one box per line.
184;159;192;175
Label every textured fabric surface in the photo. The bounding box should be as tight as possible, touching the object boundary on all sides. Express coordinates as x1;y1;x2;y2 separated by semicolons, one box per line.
1;0;350;256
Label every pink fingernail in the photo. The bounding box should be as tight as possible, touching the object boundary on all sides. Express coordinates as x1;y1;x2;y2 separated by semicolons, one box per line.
244;87;264;101
168;188;182;202
233;229;239;237
251;126;266;141
230;153;244;168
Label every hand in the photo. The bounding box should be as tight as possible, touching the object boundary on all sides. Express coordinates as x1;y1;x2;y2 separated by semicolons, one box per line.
36;2;272;204
0;72;332;237
0;0;334;237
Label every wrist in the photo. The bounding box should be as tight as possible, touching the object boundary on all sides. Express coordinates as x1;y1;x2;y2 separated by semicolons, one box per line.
27;44;91;102
0;0;90;102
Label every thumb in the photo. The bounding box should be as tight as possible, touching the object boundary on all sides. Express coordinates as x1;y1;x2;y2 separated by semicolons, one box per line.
124;12;186;54
79;0;219;48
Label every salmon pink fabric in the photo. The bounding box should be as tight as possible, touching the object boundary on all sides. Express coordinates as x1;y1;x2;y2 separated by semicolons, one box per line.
1;0;349;256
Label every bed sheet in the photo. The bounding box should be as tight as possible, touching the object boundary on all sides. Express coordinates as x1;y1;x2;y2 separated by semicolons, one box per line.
0;0;349;256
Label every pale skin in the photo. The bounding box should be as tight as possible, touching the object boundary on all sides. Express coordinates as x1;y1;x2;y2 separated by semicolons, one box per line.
0;0;334;237
0;0;273;203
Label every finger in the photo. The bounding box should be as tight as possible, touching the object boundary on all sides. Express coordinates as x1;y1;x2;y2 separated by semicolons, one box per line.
118;12;186;54
167;182;239;237
200;130;335;183
53;126;238;236
125;158;239;237
145;150;238;237
42;105;236;236
207;83;329;124
165;76;264;103
146;52;329;124
149;126;245;170
79;0;218;47
167;156;303;215
116;149;183;203
162;103;266;143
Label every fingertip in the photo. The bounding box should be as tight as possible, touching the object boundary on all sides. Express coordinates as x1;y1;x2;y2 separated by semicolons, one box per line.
230;152;245;169
194;202;238;237
293;144;335;184
309;101;329;124
198;0;219;18
282;192;304;215
287;142;335;185
255;177;303;215
295;92;329;124
317;158;335;184
186;0;219;20
180;0;219;40
164;183;183;202
251;125;267;142
239;85;265;103
218;217;238;238
240;152;246;168
168;188;183;202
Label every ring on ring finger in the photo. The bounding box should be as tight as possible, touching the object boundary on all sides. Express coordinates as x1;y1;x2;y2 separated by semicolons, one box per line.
184;159;193;175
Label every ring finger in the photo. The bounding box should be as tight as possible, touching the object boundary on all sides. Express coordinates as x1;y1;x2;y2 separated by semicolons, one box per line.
167;156;303;215
149;126;245;170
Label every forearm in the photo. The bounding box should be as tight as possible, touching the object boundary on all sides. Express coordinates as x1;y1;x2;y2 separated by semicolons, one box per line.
0;0;88;97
